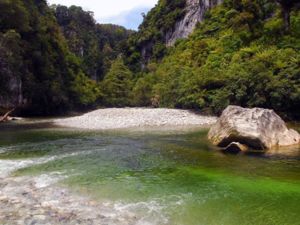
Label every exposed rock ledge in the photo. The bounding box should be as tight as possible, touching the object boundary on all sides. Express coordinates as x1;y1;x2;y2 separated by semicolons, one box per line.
208;105;300;152
54;108;217;130
166;0;223;46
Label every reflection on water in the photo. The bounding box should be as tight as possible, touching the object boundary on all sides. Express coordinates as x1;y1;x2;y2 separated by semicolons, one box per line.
0;120;300;225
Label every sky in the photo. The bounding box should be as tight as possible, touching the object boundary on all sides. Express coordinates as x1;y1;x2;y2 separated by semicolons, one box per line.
47;0;158;30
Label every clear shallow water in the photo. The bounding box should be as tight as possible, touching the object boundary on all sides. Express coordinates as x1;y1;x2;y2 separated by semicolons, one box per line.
0;121;300;225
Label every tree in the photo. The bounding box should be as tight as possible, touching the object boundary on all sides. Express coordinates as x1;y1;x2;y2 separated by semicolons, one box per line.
53;5;132;81
101;58;133;106
71;72;101;106
275;0;298;32
0;0;30;32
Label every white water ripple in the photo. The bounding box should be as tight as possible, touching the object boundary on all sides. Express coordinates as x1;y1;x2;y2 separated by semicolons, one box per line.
0;149;96;178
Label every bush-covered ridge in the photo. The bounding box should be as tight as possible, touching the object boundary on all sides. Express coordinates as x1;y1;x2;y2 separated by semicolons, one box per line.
123;0;186;70
130;0;300;119
0;0;131;115
53;5;133;81
1;0;299;120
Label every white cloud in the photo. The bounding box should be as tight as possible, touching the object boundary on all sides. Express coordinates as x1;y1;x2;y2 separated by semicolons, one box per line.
47;0;157;28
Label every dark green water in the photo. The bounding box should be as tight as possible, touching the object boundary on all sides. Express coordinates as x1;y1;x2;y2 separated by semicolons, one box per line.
0;121;300;225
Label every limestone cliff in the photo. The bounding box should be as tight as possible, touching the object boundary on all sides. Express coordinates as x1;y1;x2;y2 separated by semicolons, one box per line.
165;0;223;46
138;0;223;64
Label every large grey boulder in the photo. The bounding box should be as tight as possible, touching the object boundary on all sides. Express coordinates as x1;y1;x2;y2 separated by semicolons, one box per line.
208;105;300;151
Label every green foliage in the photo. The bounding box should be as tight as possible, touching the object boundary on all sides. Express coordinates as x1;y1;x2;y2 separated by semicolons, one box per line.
0;30;22;93
123;0;186;68
0;1;133;115
131;73;157;106
129;0;300;119
223;47;300;117
0;0;100;115
53;5;132;80
0;0;30;32
1;0;300;119
71;72;102;106
101;58;133;107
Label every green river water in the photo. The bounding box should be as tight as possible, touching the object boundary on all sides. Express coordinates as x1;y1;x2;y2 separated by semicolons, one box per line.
0;121;300;225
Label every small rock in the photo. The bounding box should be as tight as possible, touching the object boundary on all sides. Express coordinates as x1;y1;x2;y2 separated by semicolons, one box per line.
32;215;46;220
41;202;51;208
0;196;8;201
224;142;249;153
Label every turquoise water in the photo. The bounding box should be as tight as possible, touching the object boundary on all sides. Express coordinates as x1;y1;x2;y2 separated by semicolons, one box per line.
0;121;300;225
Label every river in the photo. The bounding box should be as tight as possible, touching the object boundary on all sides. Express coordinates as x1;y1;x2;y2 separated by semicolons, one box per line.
0;120;299;225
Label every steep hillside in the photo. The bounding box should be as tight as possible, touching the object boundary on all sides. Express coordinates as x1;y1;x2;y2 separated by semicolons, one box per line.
54;5;132;80
1;0;299;119
124;0;222;69
166;0;223;46
130;0;300;119
0;1;132;115
0;0;88;115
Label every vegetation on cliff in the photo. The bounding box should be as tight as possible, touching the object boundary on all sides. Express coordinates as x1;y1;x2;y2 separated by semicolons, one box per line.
0;0;299;119
123;0;186;71
53;5;132;80
0;0;81;114
0;0;130;115
129;0;300;119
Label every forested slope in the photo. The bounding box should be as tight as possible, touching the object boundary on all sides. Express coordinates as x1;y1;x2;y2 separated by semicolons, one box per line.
128;0;300;119
0;0;131;115
1;0;299;119
53;5;132;81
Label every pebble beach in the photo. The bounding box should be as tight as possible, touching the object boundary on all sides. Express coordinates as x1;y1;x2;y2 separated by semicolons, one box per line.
54;108;217;130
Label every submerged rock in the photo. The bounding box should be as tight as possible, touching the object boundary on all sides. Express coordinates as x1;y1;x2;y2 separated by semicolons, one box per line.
224;142;249;153
208;105;300;152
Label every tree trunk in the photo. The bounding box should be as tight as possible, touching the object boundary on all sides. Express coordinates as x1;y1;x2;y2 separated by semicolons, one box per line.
0;108;15;122
282;6;291;33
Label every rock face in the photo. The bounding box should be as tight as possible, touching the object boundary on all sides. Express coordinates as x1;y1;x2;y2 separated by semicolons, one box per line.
0;75;23;109
166;0;223;46
140;0;222;64
208;105;300;151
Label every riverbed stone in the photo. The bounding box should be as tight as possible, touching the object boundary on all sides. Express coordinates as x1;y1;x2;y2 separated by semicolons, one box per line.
224;142;249;153
208;105;300;151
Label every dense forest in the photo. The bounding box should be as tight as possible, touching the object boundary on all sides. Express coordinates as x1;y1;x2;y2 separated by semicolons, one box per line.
126;0;300;119
0;0;300;119
0;0;130;115
53;5;132;81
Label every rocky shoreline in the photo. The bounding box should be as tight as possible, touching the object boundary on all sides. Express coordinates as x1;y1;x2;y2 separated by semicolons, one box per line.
54;108;217;130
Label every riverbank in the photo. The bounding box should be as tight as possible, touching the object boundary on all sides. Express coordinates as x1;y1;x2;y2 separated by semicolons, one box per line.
54;108;217;130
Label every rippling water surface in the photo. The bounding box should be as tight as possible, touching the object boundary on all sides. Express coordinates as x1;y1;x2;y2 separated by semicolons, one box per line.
0;120;300;225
